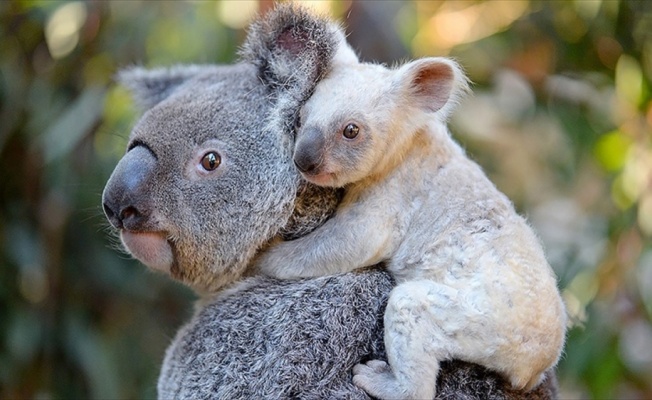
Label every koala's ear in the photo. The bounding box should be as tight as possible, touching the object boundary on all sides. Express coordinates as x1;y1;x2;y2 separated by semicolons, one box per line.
240;3;357;93
396;57;469;118
116;65;204;110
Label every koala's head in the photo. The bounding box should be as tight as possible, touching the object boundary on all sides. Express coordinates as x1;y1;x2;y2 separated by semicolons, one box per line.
102;4;349;294
294;57;468;187
102;64;298;294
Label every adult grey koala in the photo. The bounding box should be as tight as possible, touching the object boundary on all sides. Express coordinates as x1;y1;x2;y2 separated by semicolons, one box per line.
102;4;559;399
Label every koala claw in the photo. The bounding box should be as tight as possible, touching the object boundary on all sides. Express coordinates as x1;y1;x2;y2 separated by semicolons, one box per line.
353;360;408;400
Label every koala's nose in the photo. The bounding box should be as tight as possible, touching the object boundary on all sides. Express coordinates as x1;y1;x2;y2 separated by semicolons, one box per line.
294;127;325;174
102;145;157;231
102;202;148;231
294;156;319;174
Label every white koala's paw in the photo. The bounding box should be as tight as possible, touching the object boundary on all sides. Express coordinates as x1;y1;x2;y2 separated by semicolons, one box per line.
353;360;408;400
251;251;283;278
253;250;303;280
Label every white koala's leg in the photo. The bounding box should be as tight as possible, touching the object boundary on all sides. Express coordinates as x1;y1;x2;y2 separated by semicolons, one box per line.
352;280;500;400
254;204;394;279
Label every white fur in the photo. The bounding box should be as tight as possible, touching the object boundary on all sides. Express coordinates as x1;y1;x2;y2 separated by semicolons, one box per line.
254;57;567;399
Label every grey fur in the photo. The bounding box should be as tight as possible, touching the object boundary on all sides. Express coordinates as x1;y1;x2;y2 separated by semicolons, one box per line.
239;3;341;94
279;182;344;241
117;65;208;110
160;268;558;400
101;4;560;399
105;63;299;294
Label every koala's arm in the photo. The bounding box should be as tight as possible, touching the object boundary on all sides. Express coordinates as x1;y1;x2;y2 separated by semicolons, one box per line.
254;198;395;279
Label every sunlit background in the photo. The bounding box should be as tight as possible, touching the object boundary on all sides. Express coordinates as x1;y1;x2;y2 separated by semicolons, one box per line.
1;0;651;398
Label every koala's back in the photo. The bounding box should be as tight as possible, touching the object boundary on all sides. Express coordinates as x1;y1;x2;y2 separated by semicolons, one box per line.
158;268;559;399
159;268;391;399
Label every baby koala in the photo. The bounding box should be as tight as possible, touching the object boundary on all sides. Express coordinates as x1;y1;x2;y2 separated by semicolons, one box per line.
255;57;567;399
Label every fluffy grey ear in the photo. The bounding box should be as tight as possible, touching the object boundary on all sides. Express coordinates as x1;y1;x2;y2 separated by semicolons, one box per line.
240;3;357;93
396;57;469;118
116;65;205;110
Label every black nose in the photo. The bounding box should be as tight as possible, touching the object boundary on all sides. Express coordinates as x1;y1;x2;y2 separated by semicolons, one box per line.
102;145;157;231
294;156;320;174
102;201;148;231
102;201;121;229
294;126;325;174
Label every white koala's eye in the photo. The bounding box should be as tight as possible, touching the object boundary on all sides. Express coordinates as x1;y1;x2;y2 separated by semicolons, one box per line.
342;123;359;139
201;151;221;171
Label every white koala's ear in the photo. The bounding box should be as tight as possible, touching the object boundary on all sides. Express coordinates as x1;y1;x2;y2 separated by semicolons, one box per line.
240;3;357;93
116;65;204;110
396;57;469;118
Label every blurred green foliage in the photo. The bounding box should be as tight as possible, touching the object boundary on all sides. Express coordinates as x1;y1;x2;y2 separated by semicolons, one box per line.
0;0;650;398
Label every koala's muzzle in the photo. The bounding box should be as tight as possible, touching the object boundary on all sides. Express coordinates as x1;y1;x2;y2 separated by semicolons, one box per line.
102;145;157;231
103;145;174;274
294;126;325;174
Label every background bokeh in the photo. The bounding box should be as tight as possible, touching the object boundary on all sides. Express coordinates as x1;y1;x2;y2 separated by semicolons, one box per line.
1;0;651;398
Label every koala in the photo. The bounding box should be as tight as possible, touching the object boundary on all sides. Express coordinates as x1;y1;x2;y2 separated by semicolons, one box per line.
103;4;560;399
254;53;567;399
101;5;354;296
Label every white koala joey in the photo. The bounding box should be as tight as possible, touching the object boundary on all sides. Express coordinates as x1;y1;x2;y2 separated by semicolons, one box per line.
254;56;567;400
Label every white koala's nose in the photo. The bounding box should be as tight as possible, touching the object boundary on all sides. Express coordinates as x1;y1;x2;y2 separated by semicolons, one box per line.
294;126;325;174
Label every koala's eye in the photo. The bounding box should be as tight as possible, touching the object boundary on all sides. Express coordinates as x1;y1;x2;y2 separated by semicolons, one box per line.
201;151;221;171
343;123;359;139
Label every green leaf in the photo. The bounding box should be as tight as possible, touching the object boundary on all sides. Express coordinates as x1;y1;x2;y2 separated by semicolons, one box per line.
594;130;632;172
